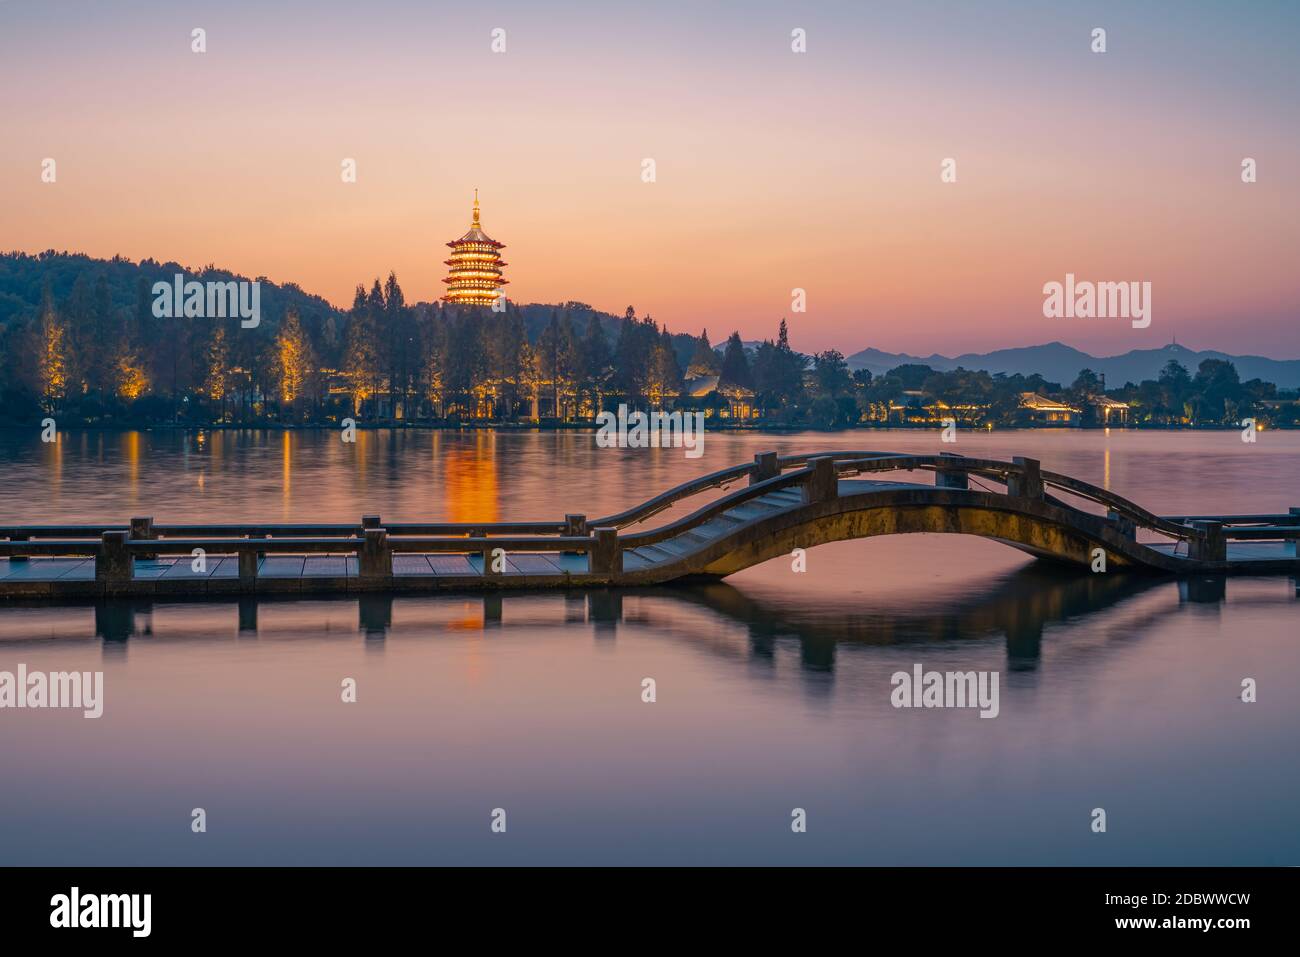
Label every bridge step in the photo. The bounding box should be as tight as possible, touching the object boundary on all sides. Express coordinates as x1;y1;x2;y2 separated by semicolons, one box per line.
620;550;655;571
725;500;785;521
712;512;748;526
693;518;736;538
680;529;715;547
760;489;803;505
652;537;697;558
630;544;677;565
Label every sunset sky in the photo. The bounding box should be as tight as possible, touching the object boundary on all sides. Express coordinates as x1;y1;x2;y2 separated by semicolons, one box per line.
3;0;1297;356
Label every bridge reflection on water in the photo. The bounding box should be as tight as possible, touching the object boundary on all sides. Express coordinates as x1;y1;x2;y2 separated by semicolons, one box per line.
12;565;1294;675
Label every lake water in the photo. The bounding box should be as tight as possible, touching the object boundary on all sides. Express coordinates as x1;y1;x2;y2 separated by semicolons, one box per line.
0;428;1296;865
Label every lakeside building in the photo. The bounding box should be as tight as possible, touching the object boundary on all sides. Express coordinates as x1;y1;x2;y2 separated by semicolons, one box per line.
882;391;991;425
1017;392;1082;425
683;375;759;419
1090;394;1130;426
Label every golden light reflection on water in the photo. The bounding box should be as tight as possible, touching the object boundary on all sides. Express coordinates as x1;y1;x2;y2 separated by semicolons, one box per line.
124;431;141;507
195;431;206;492
44;427;63;502
444;432;499;524
353;428;369;485
282;431;292;517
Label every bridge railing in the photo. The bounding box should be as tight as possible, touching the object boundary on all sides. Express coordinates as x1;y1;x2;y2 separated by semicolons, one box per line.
0;520;569;539
823;452;1217;543
589;461;757;529
611;452;1048;553
586;451;914;532
0;525;608;586
619;465;820;549
821;451;1300;546
766;451;1193;539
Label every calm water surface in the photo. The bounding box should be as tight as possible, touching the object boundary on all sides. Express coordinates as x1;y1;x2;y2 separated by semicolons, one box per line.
0;428;1297;864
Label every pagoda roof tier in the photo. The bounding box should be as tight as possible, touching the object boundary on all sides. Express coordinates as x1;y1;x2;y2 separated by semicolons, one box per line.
447;228;504;248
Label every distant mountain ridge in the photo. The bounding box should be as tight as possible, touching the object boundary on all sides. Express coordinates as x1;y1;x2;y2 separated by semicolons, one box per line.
846;341;1300;389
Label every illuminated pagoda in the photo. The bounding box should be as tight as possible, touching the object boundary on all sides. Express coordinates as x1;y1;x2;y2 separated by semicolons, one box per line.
441;190;508;305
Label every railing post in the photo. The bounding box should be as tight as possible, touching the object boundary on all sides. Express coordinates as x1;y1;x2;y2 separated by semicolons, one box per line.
1008;456;1044;500
359;528;392;580
131;516;156;559
9;533;29;564
1107;509;1137;540
95;530;132;585
935;453;969;490
561;515;587;557
800;456;839;505
750;451;779;485
590;527;622;575
1188;520;1226;563
238;546;259;588
476;536;500;577
362;514;381;532
1290;507;1299;556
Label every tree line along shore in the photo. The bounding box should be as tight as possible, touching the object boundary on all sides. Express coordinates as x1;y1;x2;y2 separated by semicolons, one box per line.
1;252;1296;430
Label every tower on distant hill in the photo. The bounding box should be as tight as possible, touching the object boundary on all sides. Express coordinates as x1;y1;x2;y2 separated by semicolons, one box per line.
441;190;508;306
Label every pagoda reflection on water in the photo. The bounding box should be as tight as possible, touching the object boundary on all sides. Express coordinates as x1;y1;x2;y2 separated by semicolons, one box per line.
441;190;508;306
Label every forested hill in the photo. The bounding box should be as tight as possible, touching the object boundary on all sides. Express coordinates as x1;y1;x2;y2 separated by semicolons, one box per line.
0;249;713;424
0;250;343;333
0;251;699;359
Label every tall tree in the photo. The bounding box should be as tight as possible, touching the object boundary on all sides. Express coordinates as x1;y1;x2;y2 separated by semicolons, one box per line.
1158;359;1192;420
580;313;611;414
559;312;582;417
420;308;448;417
484;306;525;417
746;322;807;418
719;331;752;390
646;327;683;407
79;273;122;402
366;278;386;408
276;309;316;412
441;308;487;415
537;310;582;417
35;289;70;411
383;272;416;417
203;323;231;420
813;349;852;397
1192;358;1242;424
537;310;562;416
614;311;657;400
1070;368;1102;395
686;329;720;378
343;283;380;413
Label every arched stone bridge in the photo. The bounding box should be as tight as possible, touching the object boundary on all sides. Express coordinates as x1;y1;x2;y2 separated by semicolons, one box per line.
1;451;1297;598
